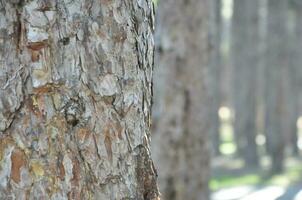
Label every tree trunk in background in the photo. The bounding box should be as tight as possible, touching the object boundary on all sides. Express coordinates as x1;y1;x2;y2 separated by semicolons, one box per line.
265;0;288;173
296;5;302;118
151;0;210;199
287;0;302;156
0;1;159;199
220;0;233;108
279;1;296;157
232;0;259;167
209;0;222;157
256;0;267;155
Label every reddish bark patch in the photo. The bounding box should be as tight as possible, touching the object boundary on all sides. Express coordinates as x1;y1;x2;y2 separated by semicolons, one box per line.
104;127;113;162
97;30;106;38
11;149;26;183
100;0;112;5
59;161;65;181
68;158;81;200
0;137;14;161
113;30;127;43
33;86;53;94
116;122;123;140
104;136;112;162
32;84;65;95
72;158;81;184
31;50;40;62
27;41;48;51
37;5;52;12
75;128;90;143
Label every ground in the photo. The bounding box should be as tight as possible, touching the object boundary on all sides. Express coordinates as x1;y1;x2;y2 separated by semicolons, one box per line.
211;157;302;200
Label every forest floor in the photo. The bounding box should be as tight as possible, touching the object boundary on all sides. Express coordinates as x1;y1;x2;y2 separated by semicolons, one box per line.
210;156;302;200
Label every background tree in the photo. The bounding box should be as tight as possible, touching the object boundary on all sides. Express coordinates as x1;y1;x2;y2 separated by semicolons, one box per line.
0;1;159;199
152;0;211;199
286;0;302;156
209;0;222;157
232;0;260;167
264;0;289;173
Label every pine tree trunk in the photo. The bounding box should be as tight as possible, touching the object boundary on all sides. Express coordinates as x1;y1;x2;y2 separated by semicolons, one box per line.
287;0;302;156
209;0;222;157
265;0;288;173
152;0;210;199
0;1;159;199
232;0;259;167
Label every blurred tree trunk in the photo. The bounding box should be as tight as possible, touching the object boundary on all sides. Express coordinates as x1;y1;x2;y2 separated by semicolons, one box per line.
287;0;302;156
256;0;267;155
296;7;302;117
209;0;222;157
232;0;259;167
0;1;159;199
151;0;210;199
265;0;288;173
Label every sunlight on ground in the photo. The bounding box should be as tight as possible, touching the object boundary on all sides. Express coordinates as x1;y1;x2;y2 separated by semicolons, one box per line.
211;162;302;191
212;186;302;200
211;186;254;200
213;110;302;200
211;186;290;200
211;159;302;200
210;174;261;191
240;186;285;200
294;190;302;200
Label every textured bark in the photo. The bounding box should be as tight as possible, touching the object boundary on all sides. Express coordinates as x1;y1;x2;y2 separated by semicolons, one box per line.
209;0;222;157
265;0;288;173
152;0;210;199
0;0;159;199
232;0;259;167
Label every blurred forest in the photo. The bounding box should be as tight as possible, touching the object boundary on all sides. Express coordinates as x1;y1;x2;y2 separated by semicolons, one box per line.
151;0;302;199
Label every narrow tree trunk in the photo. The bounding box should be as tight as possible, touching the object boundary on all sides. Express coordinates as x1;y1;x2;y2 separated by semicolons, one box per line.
256;0;267;155
287;0;302;156
0;1;159;199
152;0;210;199
209;0;222;157
265;0;288;173
232;0;259;167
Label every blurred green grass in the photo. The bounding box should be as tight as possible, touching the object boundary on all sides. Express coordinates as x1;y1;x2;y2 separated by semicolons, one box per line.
210;174;261;191
210;164;302;191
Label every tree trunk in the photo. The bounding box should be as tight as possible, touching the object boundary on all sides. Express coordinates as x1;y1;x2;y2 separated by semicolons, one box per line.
256;0;267;156
287;0;302;156
209;0;222;157
296;5;302;116
265;0;288;173
0;1;159;199
232;0;260;167
151;0;210;199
